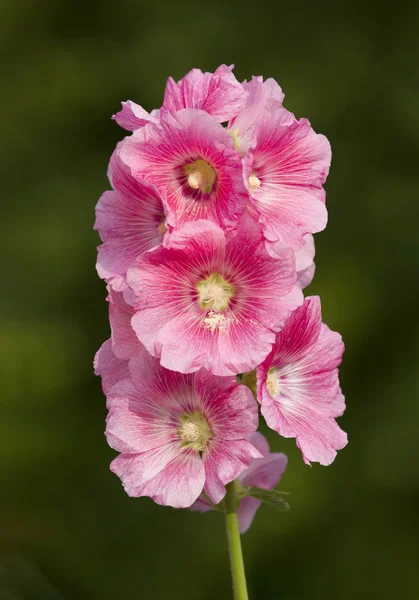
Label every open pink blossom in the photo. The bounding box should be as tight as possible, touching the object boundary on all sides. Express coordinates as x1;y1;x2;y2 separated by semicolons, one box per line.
95;149;169;292
106;347;261;508
119;108;248;230
191;431;287;533
113;101;160;131
256;296;347;466
243;107;331;252
228;76;285;153
127;215;303;376
162;64;246;123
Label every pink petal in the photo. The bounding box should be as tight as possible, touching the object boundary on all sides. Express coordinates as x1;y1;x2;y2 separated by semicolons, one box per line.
105;376;177;454
229;76;285;152
203;439;262;504
108;288;141;361
110;443;205;507
137;448;206;508
162;64;246;122
195;370;259;440
239;453;287;489
237;497;262;534
112;100;158;131
246;431;270;456
94;339;129;394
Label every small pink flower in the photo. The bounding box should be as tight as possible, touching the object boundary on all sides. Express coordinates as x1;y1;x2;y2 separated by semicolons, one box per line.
228;76;285;153
119;108;248;230
95;149;168;292
127;215;303;376
256;296;347;466
243;107;331;252
191;431;287;533
162;64;246;123
106;347;261;508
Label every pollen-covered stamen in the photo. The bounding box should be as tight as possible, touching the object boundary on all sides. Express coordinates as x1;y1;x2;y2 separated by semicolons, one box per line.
179;419;201;442
197;273;234;311
248;172;261;191
178;411;212;451
184;159;216;194
266;367;281;397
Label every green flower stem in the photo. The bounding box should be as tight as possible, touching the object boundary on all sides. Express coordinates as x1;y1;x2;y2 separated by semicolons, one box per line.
224;481;249;600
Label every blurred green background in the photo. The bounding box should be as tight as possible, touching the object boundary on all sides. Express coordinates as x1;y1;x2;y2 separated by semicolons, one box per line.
1;0;418;598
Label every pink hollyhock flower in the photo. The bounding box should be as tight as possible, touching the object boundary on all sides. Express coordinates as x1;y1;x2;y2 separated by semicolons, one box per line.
119;108;248;230
191;431;287;533
256;296;347;466
106;347;261;508
113;101;160;131
127;215;303;376
95;149;169;292
228;76;285;153
243;107;331;253
162;64;246;123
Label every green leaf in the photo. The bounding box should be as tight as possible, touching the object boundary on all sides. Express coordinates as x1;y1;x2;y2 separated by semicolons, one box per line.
246;487;290;511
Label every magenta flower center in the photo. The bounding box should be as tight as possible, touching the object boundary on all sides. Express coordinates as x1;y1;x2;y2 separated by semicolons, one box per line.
266;368;281;397
178;411;212;451
184;159;216;194
197;273;234;311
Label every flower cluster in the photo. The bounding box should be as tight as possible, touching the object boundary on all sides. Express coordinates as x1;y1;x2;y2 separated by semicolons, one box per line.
94;65;347;530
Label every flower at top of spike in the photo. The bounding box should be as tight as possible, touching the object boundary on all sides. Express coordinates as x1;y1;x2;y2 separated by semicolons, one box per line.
105;346;261;508
256;296;347;466
119;108;248;230
127;215;303;376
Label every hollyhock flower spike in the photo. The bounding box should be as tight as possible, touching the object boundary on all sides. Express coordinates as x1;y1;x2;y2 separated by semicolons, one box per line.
162;64;246;123
106;346;261;508
120;108;248;230
127;214;303;376
243;107;331;253
191;431;287;533
95;149;169;292
94;65;346;600
256;296;347;466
